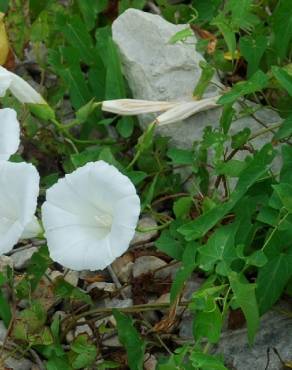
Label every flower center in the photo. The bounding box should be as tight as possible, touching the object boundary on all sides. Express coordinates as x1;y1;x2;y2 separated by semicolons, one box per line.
94;213;113;229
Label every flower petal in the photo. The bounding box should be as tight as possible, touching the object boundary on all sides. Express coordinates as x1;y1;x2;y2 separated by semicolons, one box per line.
21;216;42;239
0;66;12;97
156;96;220;126
102;99;179;115
0;161;39;254
0;66;45;104
0;108;20;160
0;220;23;254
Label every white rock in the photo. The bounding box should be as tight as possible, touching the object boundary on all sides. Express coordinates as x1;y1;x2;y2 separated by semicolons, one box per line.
131;216;158;245
111;253;134;283
49;270;63;281
154;262;181;280
4;356;33;370
87;282;116;293
112;9;281;155
10;247;38;269
64;270;79;287
144;353;158;370
132;256;167;278
102;335;121;347
105;297;133;309
214;304;292;370
75;322;93;337
50;270;79;286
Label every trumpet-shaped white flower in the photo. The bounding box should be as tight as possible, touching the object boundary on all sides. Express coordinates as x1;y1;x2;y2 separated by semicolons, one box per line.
0;161;40;254
42;161;140;271
0;108;20;160
0;66;46;104
156;96;220;126
102;99;179;115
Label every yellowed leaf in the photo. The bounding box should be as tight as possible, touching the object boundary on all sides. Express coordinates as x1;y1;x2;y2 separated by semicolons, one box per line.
0;13;9;65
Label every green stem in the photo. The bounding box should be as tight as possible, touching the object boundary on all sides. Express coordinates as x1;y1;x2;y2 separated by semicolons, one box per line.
261;210;289;251
136;220;172;233
249;122;281;141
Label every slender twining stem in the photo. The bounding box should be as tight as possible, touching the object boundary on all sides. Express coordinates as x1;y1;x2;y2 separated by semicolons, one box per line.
136;220;172;233
262;209;289;251
249;122;281;141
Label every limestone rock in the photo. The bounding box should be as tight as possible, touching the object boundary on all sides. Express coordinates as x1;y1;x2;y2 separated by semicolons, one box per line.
132;255;167;278
10;246;38;269
112;9;280;153
214;306;292;370
131;216;158;245
111;252;134;283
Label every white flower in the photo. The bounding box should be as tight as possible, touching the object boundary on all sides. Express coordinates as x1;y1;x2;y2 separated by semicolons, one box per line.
0;66;46;104
20;216;42;239
0;161;40;254
42;161;140;271
102;99;179;115
156;96;220;126
0;108;20;160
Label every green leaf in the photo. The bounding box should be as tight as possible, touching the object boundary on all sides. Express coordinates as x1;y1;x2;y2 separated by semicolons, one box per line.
272;66;292;97
54;278;92;305
47;357;71;370
193;61;215;99
22;246;51;293
218;70;269;105
170;243;198;303
198;223;238;271
256;252;292;314
113;310;146;370
179;144;275;240
136;122;155;154
246;250;268;267
229;273;259;344
0;0;8;12
212;13;236;58
69;334;97;369
274;114;292;140
57;15;99;65
116;116;134;138
0;289;11;327
71;147;101;168
220;103;235;134
190;351;227;370
155;222;186;261
272;0;292;61
167;147;193;165
280;145;292;184
231;128;251;149
61;64;92;109
215;160;246;177
77;0;108;30
225;0;258;31
193;303;222;344
169;27;193;44
272;183;292;212
173;197;193;219
240;35;268;77
125;170;147;186
103;37;127;99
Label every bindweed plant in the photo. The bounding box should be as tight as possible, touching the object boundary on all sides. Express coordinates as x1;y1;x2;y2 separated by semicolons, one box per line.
0;0;291;369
